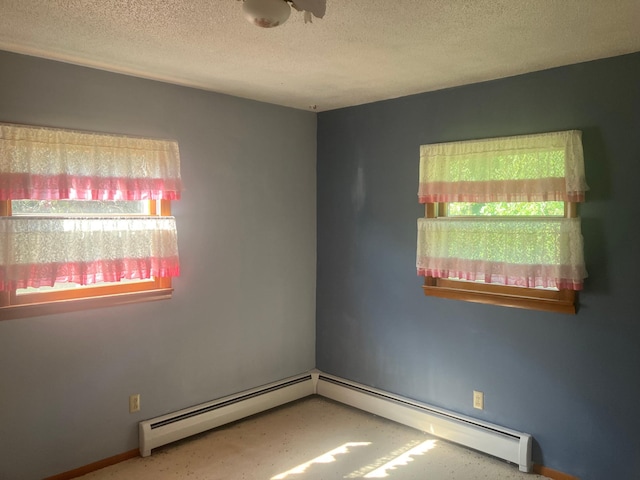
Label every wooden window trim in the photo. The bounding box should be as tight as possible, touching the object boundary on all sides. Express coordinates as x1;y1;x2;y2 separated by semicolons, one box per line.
0;199;174;321
421;202;579;314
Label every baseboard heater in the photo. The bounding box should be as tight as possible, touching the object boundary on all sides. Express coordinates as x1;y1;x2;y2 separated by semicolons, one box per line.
316;373;532;473
139;371;531;473
139;373;316;457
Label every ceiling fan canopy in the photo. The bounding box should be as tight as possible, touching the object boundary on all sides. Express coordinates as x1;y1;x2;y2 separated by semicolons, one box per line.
242;0;326;28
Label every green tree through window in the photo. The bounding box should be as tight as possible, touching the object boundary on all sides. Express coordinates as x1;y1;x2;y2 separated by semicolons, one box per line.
447;201;564;216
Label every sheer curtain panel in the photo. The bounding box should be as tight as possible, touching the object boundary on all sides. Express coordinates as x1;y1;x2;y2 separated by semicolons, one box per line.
0;217;179;290
417;217;586;290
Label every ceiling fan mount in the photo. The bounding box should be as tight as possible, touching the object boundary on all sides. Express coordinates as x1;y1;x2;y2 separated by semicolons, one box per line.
242;0;326;28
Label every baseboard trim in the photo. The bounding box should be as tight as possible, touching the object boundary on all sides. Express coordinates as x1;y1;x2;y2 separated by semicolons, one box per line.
317;373;533;472
43;449;139;480
43;450;579;480
139;373;315;457
42;373;579;480
533;464;579;480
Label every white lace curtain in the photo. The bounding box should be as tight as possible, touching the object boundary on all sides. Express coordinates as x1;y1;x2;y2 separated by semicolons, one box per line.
416;130;588;291
0;217;179;290
0;123;181;291
417;217;586;290
418;130;588;203
0;123;182;200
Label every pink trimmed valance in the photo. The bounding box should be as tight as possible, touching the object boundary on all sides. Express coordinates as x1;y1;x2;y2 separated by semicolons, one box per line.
0;123;182;201
418;130;588;204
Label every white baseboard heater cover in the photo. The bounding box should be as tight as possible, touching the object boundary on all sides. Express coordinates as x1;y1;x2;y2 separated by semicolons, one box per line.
316;373;532;473
139;373;316;457
139;371;531;473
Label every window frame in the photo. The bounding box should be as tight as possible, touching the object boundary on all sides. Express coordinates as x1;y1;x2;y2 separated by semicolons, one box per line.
0;199;174;321
421;202;578;314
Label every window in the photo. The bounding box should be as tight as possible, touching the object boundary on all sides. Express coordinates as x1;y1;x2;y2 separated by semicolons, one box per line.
0;123;182;320
416;130;588;314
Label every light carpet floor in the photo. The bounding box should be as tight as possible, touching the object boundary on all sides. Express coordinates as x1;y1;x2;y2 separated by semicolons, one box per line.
80;396;550;480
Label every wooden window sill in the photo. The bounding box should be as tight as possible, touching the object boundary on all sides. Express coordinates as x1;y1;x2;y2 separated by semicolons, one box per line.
0;287;173;321
423;278;576;314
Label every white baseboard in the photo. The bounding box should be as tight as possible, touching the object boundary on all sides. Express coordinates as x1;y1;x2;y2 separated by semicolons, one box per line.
139;370;531;472
139;373;315;457
316;373;532;473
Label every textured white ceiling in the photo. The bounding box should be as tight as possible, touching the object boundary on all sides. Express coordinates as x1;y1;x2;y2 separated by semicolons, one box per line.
0;1;639;111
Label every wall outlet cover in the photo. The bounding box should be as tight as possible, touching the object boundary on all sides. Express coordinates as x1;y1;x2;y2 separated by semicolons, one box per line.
129;394;141;413
473;390;484;410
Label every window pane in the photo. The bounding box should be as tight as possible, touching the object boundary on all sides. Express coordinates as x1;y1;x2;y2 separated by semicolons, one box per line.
447;201;564;216
11;200;150;216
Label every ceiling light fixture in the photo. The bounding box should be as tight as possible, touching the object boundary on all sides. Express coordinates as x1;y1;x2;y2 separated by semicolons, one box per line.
242;0;326;28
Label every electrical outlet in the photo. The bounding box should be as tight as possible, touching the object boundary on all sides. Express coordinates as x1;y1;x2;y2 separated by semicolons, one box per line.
473;390;484;410
129;394;140;413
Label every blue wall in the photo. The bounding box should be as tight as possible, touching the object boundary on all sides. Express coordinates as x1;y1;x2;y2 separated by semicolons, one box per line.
316;53;640;480
0;50;317;479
